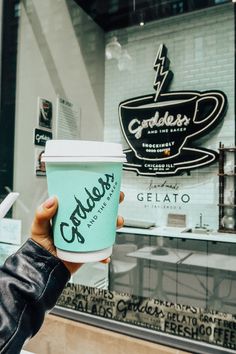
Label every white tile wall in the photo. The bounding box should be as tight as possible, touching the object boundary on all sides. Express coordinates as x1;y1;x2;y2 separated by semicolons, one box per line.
104;4;234;230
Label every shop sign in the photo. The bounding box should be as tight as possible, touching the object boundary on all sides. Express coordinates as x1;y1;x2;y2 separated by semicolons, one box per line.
58;284;236;351
135;179;191;211
34;128;52;146
119;44;228;177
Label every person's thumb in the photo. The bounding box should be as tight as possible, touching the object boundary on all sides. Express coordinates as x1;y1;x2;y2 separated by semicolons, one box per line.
31;196;58;238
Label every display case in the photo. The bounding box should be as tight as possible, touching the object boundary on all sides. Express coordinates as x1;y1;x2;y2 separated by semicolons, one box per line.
56;227;236;354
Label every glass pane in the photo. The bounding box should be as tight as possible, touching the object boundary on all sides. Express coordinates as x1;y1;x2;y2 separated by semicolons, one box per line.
1;0;235;352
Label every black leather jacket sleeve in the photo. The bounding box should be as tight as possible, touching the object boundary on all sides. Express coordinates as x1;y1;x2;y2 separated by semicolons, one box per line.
0;239;70;354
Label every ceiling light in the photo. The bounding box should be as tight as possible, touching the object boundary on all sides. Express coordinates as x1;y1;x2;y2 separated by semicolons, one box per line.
138;10;145;27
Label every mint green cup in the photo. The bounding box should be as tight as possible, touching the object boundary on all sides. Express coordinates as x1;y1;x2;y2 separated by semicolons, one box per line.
42;140;126;263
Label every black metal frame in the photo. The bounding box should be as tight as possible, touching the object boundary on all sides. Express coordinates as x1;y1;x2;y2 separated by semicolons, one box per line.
0;0;19;204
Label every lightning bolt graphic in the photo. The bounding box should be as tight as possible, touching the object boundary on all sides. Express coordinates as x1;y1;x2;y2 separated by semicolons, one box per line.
153;44;173;101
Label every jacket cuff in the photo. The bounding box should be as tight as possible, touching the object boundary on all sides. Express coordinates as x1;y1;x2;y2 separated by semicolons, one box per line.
6;239;71;306
0;239;71;353
19;238;71;307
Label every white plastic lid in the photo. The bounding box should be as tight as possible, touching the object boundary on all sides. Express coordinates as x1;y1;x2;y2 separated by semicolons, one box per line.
42;140;126;163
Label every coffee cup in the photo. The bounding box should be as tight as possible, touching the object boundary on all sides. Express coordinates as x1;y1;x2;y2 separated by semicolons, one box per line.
119;91;227;160
42;140;126;263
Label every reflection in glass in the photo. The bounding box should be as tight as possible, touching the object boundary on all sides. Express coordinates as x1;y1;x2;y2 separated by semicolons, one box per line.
105;36;122;60
107;233;236;314
118;50;132;71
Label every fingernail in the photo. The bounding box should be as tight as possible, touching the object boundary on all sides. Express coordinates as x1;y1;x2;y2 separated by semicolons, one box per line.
43;196;55;209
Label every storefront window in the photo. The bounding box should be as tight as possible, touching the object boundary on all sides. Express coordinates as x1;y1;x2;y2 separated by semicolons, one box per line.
0;0;235;353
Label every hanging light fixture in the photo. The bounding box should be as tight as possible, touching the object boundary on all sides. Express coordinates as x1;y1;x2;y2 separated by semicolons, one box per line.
133;0;136;11
132;0;145;26
105;36;122;60
139;11;145;26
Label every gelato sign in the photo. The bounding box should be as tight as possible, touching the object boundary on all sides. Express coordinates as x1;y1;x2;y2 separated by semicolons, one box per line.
119;44;228;176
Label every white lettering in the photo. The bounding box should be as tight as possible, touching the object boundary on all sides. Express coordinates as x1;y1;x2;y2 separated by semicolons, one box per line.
36;133;51;143
128;111;190;139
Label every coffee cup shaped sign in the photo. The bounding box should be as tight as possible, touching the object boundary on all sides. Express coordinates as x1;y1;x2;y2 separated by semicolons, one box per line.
119;44;228;176
119;90;227;161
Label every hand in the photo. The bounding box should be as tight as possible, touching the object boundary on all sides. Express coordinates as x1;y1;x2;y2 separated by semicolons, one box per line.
31;192;125;274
